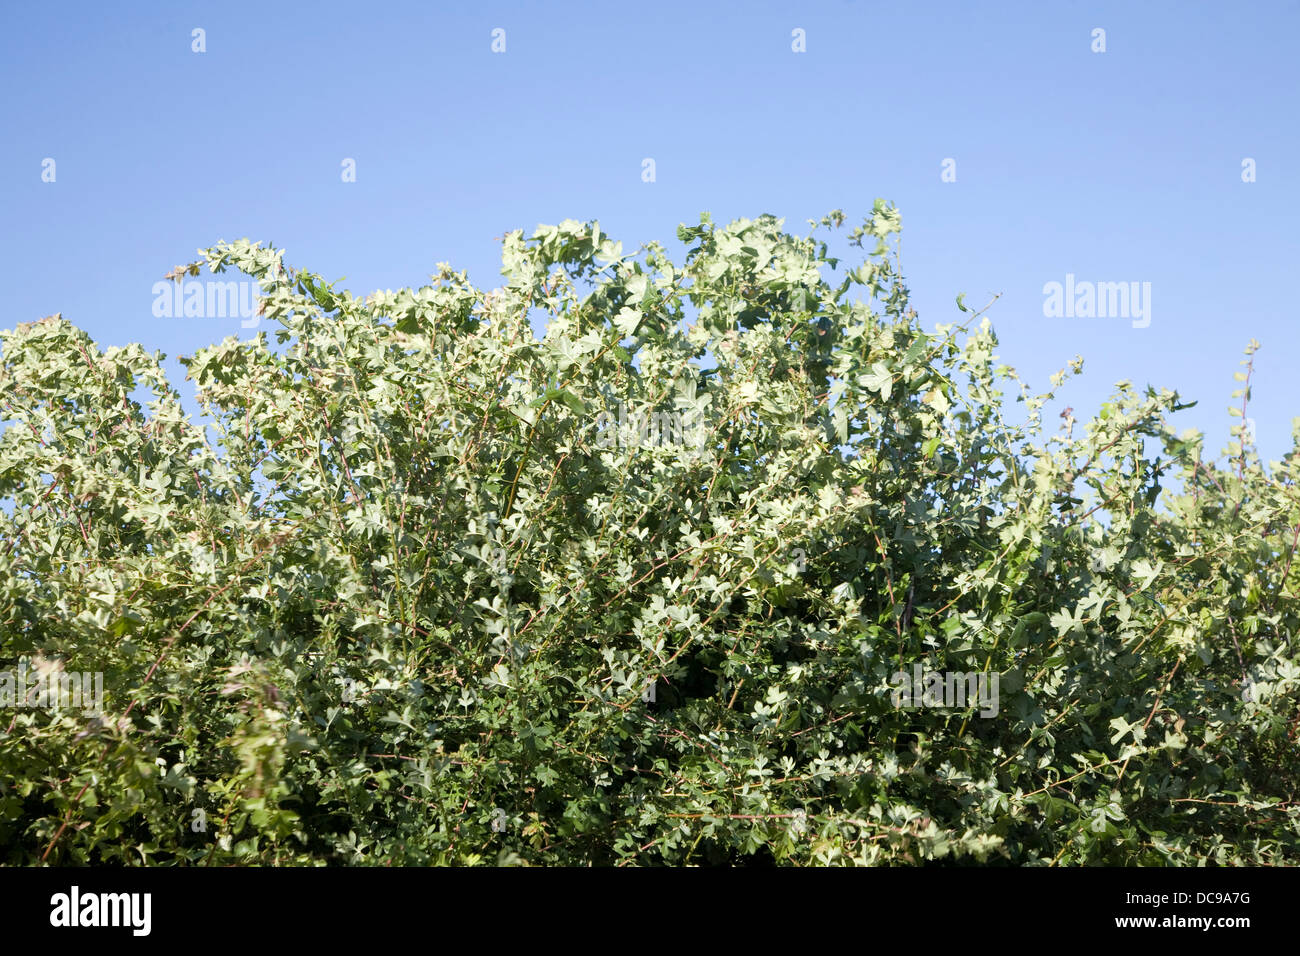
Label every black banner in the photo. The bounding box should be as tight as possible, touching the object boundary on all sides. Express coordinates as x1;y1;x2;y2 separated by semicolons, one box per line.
0;865;1283;943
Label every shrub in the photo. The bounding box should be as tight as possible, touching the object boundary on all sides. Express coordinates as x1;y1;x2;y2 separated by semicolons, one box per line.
2;204;1297;865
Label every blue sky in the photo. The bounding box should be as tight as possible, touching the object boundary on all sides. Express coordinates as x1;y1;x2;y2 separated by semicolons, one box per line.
2;0;1297;467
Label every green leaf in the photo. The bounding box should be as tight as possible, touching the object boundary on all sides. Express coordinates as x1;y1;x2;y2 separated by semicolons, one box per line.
859;362;893;400
528;387;588;415
614;307;642;336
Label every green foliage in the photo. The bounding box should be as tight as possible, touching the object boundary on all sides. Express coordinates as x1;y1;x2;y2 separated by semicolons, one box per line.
2;206;1298;865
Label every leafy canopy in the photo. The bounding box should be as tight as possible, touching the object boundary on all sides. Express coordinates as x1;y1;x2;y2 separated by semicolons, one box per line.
2;204;1298;865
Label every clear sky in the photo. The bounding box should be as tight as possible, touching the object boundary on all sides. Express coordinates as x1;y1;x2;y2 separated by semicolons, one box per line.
2;0;1297;467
